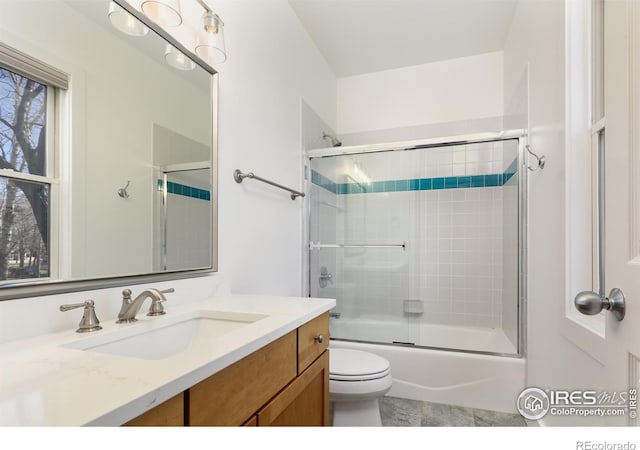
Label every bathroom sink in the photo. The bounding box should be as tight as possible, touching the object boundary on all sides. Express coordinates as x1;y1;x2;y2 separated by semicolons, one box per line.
62;310;268;360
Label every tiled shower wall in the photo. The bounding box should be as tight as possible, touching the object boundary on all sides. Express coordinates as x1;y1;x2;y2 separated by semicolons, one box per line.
161;170;211;271
310;140;519;342
335;183;504;329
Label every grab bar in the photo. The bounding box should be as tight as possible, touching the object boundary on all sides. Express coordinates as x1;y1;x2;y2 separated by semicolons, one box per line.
310;242;406;250
234;169;305;200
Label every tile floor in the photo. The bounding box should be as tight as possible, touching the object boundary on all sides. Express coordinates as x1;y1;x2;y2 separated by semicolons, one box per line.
379;396;527;427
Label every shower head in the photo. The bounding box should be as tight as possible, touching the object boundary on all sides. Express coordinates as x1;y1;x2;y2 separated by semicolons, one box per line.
322;132;342;147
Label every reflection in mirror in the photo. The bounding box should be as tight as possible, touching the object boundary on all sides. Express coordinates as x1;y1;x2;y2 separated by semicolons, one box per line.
0;0;216;289
0;67;50;280
152;124;211;272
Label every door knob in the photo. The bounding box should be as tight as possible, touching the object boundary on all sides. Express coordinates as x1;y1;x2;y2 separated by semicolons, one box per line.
574;288;626;321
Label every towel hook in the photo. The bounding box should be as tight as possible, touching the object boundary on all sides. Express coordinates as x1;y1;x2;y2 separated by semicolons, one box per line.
526;145;545;171
117;180;131;199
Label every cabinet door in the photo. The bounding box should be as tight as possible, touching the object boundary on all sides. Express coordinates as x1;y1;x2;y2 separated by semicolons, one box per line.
257;350;329;426
123;393;184;426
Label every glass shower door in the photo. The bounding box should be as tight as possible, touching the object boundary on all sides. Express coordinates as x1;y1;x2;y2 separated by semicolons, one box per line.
308;138;521;356
309;155;412;345
160;168;211;271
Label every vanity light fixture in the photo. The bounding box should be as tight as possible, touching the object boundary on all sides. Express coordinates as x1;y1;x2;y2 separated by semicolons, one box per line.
108;2;149;36
194;11;227;64
164;43;196;71
140;0;182;28
113;0;227;69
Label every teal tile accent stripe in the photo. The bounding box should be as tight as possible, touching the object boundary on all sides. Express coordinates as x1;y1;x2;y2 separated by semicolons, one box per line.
311;170;339;194
503;158;518;184
311;158;518;195
157;179;211;201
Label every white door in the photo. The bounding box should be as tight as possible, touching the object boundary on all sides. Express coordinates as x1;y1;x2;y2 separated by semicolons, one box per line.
605;0;640;423
590;0;640;425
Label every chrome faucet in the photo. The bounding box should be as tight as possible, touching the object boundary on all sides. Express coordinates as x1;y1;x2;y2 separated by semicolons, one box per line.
116;288;174;324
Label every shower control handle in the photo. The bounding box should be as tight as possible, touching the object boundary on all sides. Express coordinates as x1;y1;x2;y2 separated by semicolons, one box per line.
574;288;626;321
319;266;333;288
314;334;324;344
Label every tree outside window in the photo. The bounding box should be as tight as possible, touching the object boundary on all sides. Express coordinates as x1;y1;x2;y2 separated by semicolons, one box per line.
0;67;50;280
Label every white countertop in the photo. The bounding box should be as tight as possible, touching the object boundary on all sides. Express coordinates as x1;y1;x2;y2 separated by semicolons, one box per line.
0;294;335;426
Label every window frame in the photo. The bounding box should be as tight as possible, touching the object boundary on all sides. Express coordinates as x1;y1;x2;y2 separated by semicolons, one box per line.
0;50;64;283
563;0;608;362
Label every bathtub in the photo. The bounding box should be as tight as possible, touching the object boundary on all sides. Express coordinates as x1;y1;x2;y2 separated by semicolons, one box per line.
330;322;525;413
330;317;518;354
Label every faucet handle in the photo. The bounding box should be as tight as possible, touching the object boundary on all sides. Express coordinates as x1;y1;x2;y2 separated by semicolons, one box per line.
147;288;174;316
60;300;103;333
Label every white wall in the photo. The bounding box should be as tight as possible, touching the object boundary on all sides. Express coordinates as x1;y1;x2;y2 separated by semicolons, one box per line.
503;0;605;425
336;51;504;145
214;0;336;296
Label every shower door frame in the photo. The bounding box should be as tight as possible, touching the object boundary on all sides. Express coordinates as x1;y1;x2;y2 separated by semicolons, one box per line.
304;130;528;358
159;162;212;272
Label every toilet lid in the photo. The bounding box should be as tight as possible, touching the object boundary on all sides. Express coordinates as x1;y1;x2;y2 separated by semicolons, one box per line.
330;348;391;381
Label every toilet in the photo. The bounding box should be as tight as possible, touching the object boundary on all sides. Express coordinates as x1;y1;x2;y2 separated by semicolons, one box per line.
329;348;393;426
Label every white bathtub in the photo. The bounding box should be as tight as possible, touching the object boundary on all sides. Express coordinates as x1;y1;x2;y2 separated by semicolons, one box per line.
330;333;525;414
330;317;518;354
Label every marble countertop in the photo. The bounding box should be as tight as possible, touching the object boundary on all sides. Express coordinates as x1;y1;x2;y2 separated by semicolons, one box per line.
0;294;335;426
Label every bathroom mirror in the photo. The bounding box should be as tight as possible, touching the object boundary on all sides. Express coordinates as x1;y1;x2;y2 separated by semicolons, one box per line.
0;0;217;298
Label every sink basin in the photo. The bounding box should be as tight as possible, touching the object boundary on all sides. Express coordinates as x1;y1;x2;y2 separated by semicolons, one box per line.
62;310;268;360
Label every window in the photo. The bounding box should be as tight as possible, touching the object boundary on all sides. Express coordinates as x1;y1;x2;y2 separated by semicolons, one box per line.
563;0;607;358
590;0;605;298
0;44;65;282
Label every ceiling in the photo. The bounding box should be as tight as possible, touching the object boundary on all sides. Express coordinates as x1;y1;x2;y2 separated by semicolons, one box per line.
289;0;519;78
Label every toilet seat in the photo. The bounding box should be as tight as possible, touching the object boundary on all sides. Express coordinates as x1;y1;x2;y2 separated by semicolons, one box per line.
330;348;391;381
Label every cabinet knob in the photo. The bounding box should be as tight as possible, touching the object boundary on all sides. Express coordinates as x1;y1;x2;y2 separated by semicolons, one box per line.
314;334;324;344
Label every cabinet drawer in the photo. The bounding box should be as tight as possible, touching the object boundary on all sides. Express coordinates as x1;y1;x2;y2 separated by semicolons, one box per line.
123;392;184;426
189;331;297;426
297;312;329;374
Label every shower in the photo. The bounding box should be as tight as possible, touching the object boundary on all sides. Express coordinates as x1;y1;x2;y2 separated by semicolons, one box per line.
156;163;212;272
306;132;526;412
322;131;342;147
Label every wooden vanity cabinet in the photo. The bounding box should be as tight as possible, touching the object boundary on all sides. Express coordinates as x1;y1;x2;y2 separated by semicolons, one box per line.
125;312;330;427
189;312;330;426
